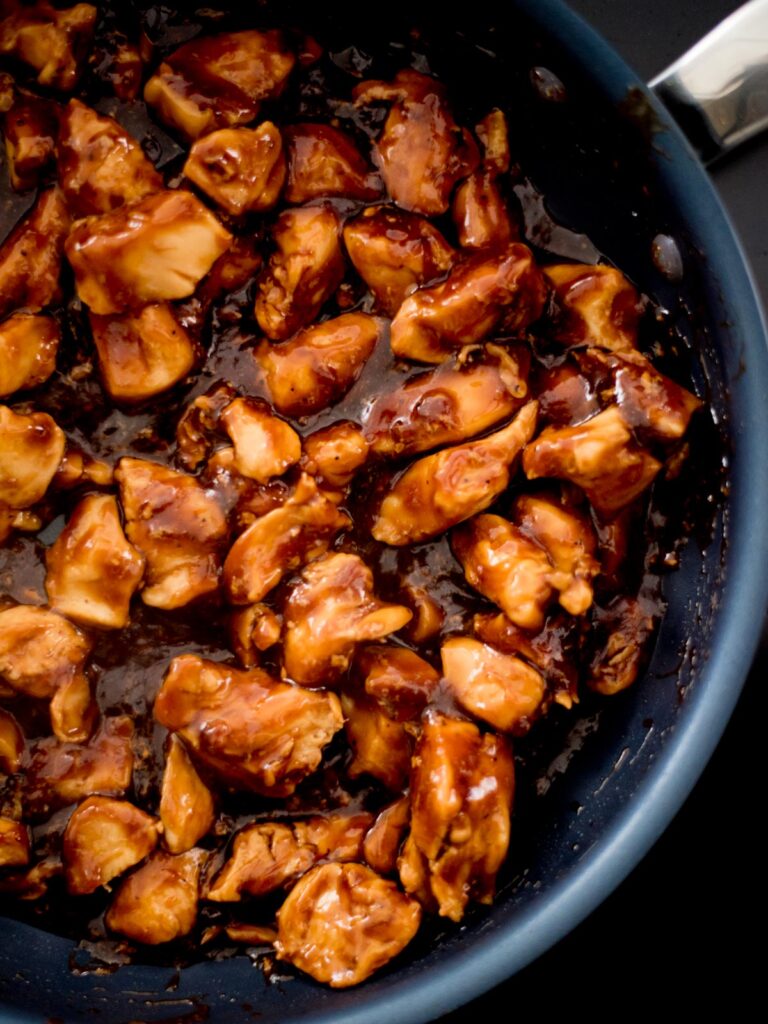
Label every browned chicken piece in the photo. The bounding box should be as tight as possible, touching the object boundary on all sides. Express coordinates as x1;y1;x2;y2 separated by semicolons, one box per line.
203;446;294;528
343;207;455;317
63;795;160;895
587;596;656;696
3;90;57;191
45;494;146;629
175;382;237;470
282;553;412;686
341;690;412;791
115;457;228;609
90;302;198;403
0;708;24;772
363;347;528;458
363;796;410;875
0;313;59;398
0;2;97;91
353;69;479;216
372;401;538;546
57;99;163;217
154;654;343;796
224;474;351;605
0;187;70;318
106;848;206;944
257;312;382;416
476;109;511;175
534;361;599;426
255;204;345;341
391;244;547;363
66;190;232;315
184;123;286;216
0;406;66;509
0;818;29;868
302;422;369;494
159;735;215;854
544;264;642;352
284;123;382;204
275;861;422;988
206;812;372;901
398;712;514;920
453;111;516;251
356;645;439;721
522;406;662;515
24;716;133;816
49;669;96;743
144;30;296;141
52;445;113;491
400;584;445;643
441;637;545;733
220;397;301;482
230;603;282;667
0;604;90;699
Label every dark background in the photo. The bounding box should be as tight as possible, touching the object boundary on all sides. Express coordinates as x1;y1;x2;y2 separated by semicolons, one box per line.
445;1;765;1016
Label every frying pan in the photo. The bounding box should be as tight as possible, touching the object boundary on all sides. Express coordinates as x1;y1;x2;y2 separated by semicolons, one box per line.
2;0;768;1019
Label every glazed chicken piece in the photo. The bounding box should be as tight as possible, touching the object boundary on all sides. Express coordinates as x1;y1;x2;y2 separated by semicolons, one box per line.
0;2;97;91
398;712;514;921
220;397;301;483
0;187;70;318
453;109;516;251
63;795;159;895
159;735;215;855
275;862;422;988
90;303;198;403
356;645;439;721
106;848;206;944
363;346;529;458
49;669;96;743
0;708;23;773
203;446;294;528
45;494;146;629
184;122;286;216
254;204;345;341
341;689;412;790
353;69;479;216
391;244;547;363
223;474;351;605
144;30;296;141
115;457;228;609
533;361;599;426
0;818;29;868
175;382;237;470
343;207;454;317
400;584;445;643
544;264;642;352
57;99;163;217
257;312;383;416
302;422;369;495
372;400;538;546
206;812;372;901
282;553;412;686
229;603;282;667
441;637;546;733
52;445;113;492
0;313;59;398
522;406;662;514
587;596;656;695
66;190;232;315
284;123;382;204
0;605;90;699
3;90;57;191
0;406;65;510
154;654;343;796
363;795;410;876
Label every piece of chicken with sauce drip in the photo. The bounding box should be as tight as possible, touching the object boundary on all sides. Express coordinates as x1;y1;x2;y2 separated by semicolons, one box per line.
453;109;517;251
283;123;382;203
0;2;97;91
0;313;59;398
0;187;70;318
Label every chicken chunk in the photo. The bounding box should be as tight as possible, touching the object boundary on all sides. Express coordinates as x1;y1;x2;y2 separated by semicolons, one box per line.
57;99;163;217
206;812;372;901
159;735;215;855
453;111;516;250
275;862;422;988
398;712;514;920
154;654;343;796
66;190;232;315
0;187;70;318
0;604;90;699
302;422;369;494
0;406;66;509
587;596;656;696
544;264;642;352
63;796;159;895
115;457;228;609
106;848;206;944
391;244;547;363
229;603;282;667
343;207;455;316
0;2;97;91
257;312;382;416
0;313;59;398
49;669;96;743
363;347;528;458
175;382;237;470
220;397;301;482
284;123;382;203
353;69;479;216
255;204;344;341
282;553;412;686
372;400;538;546
144;30;296;141
341;690;412;790
0;708;24;773
400;584;445;643
363;796;410;876
45;494;146;629
3;90;57;191
184;123;286;216
356;645;439;721
0;818;29;868
522;406;662;514
534;361;599;426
